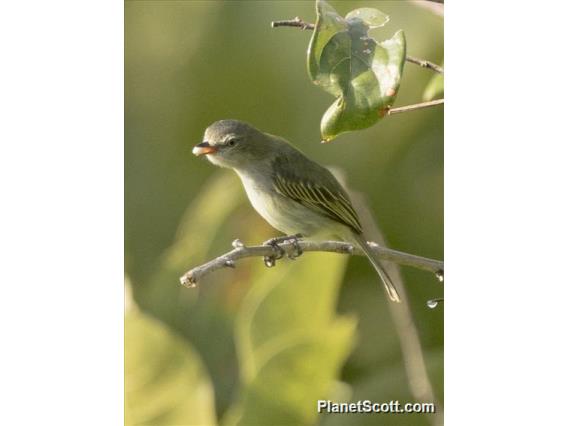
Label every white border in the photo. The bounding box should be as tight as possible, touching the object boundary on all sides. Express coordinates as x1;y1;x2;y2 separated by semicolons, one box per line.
2;0;568;424
447;1;568;424
0;0;123;424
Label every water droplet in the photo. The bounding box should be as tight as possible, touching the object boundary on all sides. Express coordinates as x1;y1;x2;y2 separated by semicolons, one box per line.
435;270;444;282
225;260;236;268
264;256;276;268
426;298;443;309
232;239;244;248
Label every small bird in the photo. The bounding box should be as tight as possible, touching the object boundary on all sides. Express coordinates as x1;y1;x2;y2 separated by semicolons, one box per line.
193;119;401;302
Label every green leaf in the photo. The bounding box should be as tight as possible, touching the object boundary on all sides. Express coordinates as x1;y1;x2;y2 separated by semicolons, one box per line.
345;8;389;28
131;171;247;417
422;68;444;101
125;309;217;426
224;252;357;426
307;0;406;142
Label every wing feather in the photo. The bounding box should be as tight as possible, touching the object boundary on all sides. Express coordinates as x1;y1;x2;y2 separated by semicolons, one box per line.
273;170;363;234
321;186;361;227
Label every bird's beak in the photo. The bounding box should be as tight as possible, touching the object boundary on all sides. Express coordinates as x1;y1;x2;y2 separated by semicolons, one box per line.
192;141;218;156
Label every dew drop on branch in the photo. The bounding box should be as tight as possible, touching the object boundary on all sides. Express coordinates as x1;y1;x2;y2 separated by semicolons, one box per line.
426;298;444;309
264;256;276;268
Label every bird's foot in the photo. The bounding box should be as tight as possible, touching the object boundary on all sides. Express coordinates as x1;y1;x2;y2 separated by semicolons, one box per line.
262;234;303;267
262;236;285;268
286;234;303;260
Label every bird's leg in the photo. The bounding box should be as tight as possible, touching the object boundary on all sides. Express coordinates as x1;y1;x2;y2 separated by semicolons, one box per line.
262;234;303;267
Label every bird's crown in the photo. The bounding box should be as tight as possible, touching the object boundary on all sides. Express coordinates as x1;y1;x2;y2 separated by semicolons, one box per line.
204;119;256;145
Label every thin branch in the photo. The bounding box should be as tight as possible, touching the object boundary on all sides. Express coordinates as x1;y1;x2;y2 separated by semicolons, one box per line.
405;55;444;74
180;239;443;288
271;18;444;74
271;17;314;30
388;98;444;115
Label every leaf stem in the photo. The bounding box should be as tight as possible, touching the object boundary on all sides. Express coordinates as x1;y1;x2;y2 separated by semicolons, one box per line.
388;99;444;115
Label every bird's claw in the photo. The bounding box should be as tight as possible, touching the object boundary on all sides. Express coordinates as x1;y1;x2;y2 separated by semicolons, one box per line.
262;234;303;267
287;235;303;260
263;237;285;268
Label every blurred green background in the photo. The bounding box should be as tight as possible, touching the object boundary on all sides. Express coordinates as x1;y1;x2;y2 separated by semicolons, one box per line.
125;1;443;425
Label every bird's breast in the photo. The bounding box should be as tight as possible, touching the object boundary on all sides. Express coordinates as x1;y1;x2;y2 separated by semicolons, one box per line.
236;170;332;236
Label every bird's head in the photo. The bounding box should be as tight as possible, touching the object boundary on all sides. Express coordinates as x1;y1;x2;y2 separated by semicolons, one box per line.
193;119;273;169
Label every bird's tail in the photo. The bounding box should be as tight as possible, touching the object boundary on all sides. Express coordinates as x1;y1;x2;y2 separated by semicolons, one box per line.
353;234;401;303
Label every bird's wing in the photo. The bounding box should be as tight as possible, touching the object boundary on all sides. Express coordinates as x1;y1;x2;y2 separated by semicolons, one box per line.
271;152;363;234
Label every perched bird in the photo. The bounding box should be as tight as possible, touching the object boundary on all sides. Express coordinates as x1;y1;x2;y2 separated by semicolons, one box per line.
193;119;401;302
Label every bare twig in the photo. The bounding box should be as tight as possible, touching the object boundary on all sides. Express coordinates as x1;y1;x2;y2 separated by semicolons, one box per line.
406;55;444;74
180;239;443;288
388;99;444;115
271;17;314;30
271;18;444;74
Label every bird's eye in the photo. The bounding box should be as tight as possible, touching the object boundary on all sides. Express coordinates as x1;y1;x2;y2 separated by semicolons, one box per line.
227;138;237;147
